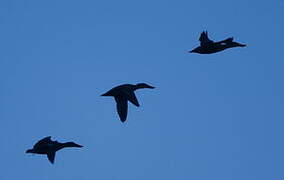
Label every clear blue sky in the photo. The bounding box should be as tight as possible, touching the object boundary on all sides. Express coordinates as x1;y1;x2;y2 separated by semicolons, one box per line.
0;0;283;179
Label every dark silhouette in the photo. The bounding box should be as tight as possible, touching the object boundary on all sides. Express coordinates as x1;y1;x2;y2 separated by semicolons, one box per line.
26;136;83;164
101;83;155;123
189;31;246;54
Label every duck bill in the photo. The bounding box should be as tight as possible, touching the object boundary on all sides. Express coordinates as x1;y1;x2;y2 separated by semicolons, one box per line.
232;42;246;47
74;143;83;148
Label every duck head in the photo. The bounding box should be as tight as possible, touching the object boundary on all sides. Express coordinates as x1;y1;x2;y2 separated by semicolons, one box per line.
228;41;246;47
135;83;155;89
63;142;83;148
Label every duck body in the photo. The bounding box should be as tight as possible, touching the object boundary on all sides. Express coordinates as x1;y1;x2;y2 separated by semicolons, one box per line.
26;136;83;164
102;84;137;101
190;31;246;54
101;83;155;122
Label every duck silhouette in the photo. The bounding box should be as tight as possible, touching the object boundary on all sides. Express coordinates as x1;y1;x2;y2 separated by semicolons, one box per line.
189;31;246;54
26;136;83;164
101;83;155;123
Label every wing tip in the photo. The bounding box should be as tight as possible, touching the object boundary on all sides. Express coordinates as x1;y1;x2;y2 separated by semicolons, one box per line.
121;119;127;123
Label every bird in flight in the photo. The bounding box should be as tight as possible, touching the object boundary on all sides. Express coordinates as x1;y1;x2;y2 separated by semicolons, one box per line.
26;136;83;164
189;31;246;54
101;83;155;123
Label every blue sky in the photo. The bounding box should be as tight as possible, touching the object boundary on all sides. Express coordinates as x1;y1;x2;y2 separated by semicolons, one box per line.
0;0;284;179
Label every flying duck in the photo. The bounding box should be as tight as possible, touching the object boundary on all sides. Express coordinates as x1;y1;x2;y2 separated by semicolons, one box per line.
101;83;155;123
26;136;83;164
189;31;246;54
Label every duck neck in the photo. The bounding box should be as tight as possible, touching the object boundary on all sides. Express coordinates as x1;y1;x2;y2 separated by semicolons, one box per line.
133;84;145;90
64;142;76;148
54;142;72;151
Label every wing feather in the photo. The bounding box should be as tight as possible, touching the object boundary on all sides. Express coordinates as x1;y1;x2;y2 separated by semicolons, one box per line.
126;91;140;107
34;136;52;149
199;31;214;46
47;152;56;164
115;97;128;123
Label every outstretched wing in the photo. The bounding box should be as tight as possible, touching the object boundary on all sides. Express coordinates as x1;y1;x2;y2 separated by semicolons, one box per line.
118;86;140;107
125;91;140;107
47;151;56;164
199;31;214;46
115;96;128;123
34;136;52;149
